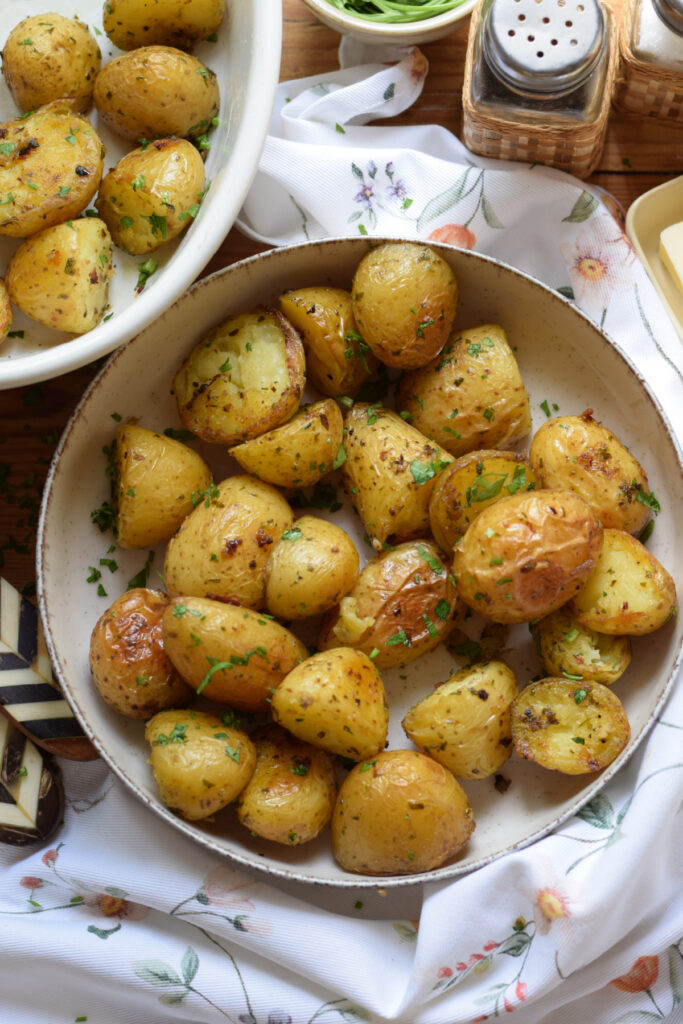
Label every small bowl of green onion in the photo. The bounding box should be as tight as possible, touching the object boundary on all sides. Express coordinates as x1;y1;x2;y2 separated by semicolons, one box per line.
300;0;478;45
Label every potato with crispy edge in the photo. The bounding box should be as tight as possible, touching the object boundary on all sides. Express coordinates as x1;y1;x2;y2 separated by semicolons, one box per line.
146;708;256;821
278;286;377;397
332;749;475;875
164;475;294;607
103;0;226;52
0;279;11;343
510;678;630;775
529;412;652;534
89;588;193;718
236;724;337;846
570;529;677;636
318;540;458;669
531;605;631;685
271;648;389;762
162;596;307;711
395;324;531;458
429;449;539;553
402;661;519;779
229;399;343;489
173;308;306;446
453;489;603;624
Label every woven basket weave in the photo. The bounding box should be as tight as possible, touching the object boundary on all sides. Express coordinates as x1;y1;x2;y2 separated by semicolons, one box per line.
613;2;683;122
462;0;618;179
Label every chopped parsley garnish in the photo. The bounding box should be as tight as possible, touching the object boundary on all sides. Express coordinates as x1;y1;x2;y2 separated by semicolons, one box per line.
281;526;303;541
154;723;188;745
633;483;660;513
417;544;444;574
386;629;411;647
540;400;552;418
126;550;154;590
434;599;451;619
135;258;158;292
410;457;450;486
333;444;346;470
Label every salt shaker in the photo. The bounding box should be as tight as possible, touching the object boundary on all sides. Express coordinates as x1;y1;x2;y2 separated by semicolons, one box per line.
613;0;683;121
462;0;618;178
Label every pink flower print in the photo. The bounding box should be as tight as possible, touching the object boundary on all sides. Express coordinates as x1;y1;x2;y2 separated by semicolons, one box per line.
89;893;148;920
559;225;636;321
42;848;59;867
611;955;659;993
504;996;514;1012
428;224;476;250
437;967;453;979
456;961;467;972
201;866;259;913
516;982;528;1001
483;940;498;951
469;953;484;965
20;876;43;889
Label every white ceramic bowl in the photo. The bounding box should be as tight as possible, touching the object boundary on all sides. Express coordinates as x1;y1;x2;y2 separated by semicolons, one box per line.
38;238;683;897
300;0;477;46
0;0;281;390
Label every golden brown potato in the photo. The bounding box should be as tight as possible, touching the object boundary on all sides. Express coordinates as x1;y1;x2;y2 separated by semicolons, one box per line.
162;596;307;711
114;423;212;549
96;138;206;255
229;400;344;489
429;449;539;553
570;529;677;636
331;749;474;875
342;402;452;550
531;605;631;685
351;242;458;369
453;489;603;624
93;46;220;142
89;588;193;718
6;218;113;333
0;279;11;343
318;540;458;668
146;708;256;821
529;412;653;535
510;678;630;774
236;724;337;846
163;475;294;607
271;648;389;761
0;100;104;237
395;324;531;457
173;308;306;446
278;286;378;396
402;661;519;779
264;515;359;620
104;0;226;51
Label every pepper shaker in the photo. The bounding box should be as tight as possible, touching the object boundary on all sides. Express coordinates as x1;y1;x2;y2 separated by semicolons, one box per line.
613;0;683;122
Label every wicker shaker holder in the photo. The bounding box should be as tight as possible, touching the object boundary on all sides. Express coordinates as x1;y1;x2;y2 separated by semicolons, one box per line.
462;0;618;179
613;2;683;121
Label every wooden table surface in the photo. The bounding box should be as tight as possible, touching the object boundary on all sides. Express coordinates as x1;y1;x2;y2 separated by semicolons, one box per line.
1;0;681;599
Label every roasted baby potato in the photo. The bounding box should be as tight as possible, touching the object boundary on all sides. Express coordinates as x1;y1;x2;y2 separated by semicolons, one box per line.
331;749;475;875
278;286;377;396
271;648;389;761
318;540;458;669
429;449;539;553
89;588;193;718
96;138;206;255
0;279;11;343
529;412;652;534
164;475;294;607
0;100;104;237
236;724;337;846
173;308;306;446
570;528;677;636
351;242;458;369
453;489;603;624
510;678;630;774
264;515;359;620
229;399;344;489
395;324;532;457
342;403;452;550
402;661;519;779
531;605;631;685
2;14;101;113
146;708;256;821
104;0;226;51
6;218;113;333
162;596;307;711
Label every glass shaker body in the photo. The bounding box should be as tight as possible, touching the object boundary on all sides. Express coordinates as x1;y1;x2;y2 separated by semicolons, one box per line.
613;0;683;120
629;0;683;72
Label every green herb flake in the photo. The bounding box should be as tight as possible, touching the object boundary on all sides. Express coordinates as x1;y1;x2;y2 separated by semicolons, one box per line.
281;526;303;541
386;629;411;647
434;599;451;620
571;736;585;744
540;400;552;418
633;483;660;514
417;543;444;575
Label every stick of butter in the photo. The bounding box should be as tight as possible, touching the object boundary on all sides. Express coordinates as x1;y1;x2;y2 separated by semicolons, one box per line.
659;221;683;294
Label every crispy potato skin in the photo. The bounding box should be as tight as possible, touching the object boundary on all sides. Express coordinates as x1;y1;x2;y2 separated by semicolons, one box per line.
453;489;604;624
395;324;531;457
529;413;652;534
2;14;101;113
332;749;475;875
103;0;226;51
96;138;206;255
0;100;104;237
0;279;12;343
351;242;458;369
93;45;220;142
402;661;519;779
318;540;458;668
236;724;337;846
146;709;256;821
89;588;193;718
510;678;630;774
531;605;631;685
570;529;677;635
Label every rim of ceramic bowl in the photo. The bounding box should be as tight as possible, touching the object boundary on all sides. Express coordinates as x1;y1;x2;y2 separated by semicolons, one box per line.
302;0;478;37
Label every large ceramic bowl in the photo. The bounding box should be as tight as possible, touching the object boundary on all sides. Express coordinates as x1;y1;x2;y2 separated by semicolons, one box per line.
0;0;281;390
301;0;477;46
38;238;683;896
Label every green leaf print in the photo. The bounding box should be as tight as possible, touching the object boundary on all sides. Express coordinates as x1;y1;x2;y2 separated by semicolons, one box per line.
416;168;473;230
159;993;187;1005
104;886;129;898
383;83;395;101
87;924;122;939
668;944;683;1006
182;946;199;985
563;191;599;223
392;923;418;941
612;1013;663;1023
576;793;615;830
557;285;575;300
481;195;505;229
351;163;364;180
132;960;183;987
497;931;532;957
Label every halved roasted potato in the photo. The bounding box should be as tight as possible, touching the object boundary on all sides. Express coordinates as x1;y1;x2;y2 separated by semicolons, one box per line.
103;0;226;51
531;605;631;685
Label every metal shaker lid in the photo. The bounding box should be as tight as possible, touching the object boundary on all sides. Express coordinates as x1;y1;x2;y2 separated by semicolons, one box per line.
652;0;683;35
